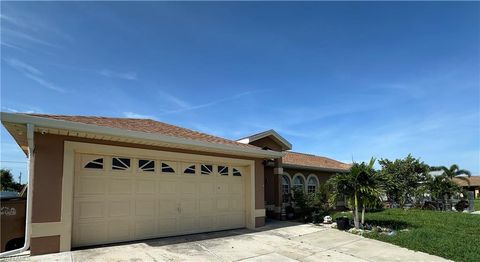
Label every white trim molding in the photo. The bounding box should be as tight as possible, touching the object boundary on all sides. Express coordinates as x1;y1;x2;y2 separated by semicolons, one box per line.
237;129;292;150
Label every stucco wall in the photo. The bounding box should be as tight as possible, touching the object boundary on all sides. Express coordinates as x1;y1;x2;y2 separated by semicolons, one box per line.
30;133;268;254
249;137;283;151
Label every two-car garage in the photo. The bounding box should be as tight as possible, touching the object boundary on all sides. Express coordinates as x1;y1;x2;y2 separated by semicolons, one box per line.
72;145;251;248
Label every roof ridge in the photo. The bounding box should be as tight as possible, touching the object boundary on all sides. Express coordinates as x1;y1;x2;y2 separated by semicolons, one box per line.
27;113;153;121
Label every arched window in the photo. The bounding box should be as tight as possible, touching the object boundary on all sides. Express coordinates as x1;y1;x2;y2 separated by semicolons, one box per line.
282;175;291;203
307;176;319;193
293;174;305;192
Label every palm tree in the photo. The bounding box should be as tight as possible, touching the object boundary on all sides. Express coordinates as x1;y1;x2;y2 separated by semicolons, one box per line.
430;164;471;209
431;164;471;180
328;158;382;229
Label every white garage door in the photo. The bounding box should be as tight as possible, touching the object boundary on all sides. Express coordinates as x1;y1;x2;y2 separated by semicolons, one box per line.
72;153;247;247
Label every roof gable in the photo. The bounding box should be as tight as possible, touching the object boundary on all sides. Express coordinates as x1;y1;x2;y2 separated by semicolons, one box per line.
237;129;292;150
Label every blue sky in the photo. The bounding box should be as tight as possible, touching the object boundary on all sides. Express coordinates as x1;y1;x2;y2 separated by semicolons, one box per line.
1;2;479;181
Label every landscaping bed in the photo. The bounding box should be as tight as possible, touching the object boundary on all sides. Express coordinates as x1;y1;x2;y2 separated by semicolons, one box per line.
332;209;480;262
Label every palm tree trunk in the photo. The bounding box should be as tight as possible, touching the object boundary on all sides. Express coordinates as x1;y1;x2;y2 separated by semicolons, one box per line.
361;205;365;225
354;192;359;229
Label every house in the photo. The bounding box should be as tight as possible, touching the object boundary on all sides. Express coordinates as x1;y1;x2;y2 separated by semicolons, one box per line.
0;113;350;255
453;176;480;199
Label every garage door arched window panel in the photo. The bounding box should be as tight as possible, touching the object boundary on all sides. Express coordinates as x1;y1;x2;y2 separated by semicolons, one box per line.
112;157;131;171
232;168;242;177
293;174;305;192
218;165;229;176
138;159;155;172
161;162;176;174
183;163;196;175
201;164;213;175
307;175;319;193
84;158;104;169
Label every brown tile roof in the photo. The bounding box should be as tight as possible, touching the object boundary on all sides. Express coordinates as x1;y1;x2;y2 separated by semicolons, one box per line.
453;176;480;187
282;151;351;171
26;114;258;149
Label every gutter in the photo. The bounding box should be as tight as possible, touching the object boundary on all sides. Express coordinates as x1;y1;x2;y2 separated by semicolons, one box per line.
1;112;284;159
0;124;34;257
282;163;350;173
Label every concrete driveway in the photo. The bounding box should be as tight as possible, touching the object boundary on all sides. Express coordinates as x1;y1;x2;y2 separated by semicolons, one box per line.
19;221;448;262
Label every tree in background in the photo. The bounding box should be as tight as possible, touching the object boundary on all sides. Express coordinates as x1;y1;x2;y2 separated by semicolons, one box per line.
1;168;24;192
429;164;471;209
378;155;429;208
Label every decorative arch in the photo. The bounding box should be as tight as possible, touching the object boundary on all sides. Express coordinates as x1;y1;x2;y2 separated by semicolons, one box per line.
281;172;292;203
292;173;306;192
306;174;320;193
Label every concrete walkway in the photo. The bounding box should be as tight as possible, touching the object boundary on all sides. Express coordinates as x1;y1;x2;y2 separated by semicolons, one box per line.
13;221;449;262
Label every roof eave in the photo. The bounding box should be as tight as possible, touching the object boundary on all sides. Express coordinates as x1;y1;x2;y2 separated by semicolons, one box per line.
1;112;285;159
282;163;350;173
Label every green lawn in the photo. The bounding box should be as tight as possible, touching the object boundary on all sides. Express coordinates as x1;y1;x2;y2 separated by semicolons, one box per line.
475;199;480;211
332;209;480;262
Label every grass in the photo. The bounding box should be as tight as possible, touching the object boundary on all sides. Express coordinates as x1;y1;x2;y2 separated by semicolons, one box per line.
332;209;480;262
475;199;480;211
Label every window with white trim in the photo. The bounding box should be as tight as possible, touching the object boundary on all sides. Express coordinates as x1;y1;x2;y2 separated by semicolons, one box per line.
293;175;305;192
161;162;175;173
233;168;242;177
138;159;155;172
307;176;319;193
218;165;228;176
112;157;131;170
201;164;213;175
84;158;104;169
282;175;291;203
184;165;196;175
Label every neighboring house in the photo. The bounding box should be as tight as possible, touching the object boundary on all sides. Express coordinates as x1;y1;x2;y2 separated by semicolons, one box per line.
0;113;350;255
453;176;480;199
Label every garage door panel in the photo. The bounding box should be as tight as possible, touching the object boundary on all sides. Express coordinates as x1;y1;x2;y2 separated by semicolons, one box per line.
135;200;156;217
135;219;157;239
76;201;105;220
216;199;230;211
199;199;215;213
158;199;178;216
199;182;215;195
108;178;132;195
178;183;196;195
108;200;131;217
178;217;198;233
157;218;178;235
76;177;105;196
179;199;197;215
136;179;156;194
107;220;131;242
158;181;177;194
73;152;248;248
75;222;107;246
198;215;215;230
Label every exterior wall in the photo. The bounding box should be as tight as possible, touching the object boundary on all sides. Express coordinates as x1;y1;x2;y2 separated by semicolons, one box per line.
266;167;338;219
249;137;283;151
283;168;336;184
30;133;268;254
30;236;60;256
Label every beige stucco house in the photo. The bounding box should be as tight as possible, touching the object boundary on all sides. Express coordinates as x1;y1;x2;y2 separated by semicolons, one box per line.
1;113;350;255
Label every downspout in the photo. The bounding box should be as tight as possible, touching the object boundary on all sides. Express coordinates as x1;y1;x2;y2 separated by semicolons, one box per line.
0;124;34;257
